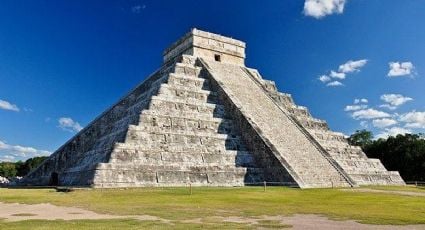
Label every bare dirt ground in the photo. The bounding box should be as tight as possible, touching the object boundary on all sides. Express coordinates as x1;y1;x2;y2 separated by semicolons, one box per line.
1;202;425;229
342;188;425;197
0;202;165;222
223;215;425;230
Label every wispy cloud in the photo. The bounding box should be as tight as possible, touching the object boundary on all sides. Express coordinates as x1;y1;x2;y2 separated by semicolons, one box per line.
346;94;423;137
354;98;368;104
303;0;346;19
318;59;367;87
387;61;415;77
0;99;19;112
0;140;51;162
58;117;83;133
318;75;331;83
375;127;412;139
330;70;345;79
399;111;425;129
344;104;367;112
380;94;412;110
351;108;390;120
338;59;368;73
345;98;368;111
131;4;146;14
326;81;343;87
372;118;397;128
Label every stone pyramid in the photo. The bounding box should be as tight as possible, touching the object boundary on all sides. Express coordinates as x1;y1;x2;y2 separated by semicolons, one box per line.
21;29;405;188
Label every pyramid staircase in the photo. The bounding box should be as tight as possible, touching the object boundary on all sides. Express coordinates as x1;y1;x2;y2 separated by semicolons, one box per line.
92;56;271;187
244;68;405;185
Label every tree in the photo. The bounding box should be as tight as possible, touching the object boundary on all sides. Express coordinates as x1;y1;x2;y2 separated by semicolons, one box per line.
0;156;48;178
348;129;373;148
364;133;425;181
0;162;17;178
17;156;48;176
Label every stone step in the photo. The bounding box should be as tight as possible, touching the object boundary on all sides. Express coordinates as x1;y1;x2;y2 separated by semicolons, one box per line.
167;73;210;90
309;130;347;143
124;130;246;151
173;62;202;77
103;158;256;168
141;109;224;121
349;172;405;186
177;54;197;65
318;140;352;149
110;149;255;166
158;83;218;104
93;129;129;149
270;92;295;108
297;117;329;130
148;96;226;118
93;167;266;187
137;113;235;134
324;145;363;153
287;105;311;118
113;142;244;154
108;113;140;134
335;159;388;172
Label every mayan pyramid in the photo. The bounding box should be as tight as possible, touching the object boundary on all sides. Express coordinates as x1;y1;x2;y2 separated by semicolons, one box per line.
21;29;405;188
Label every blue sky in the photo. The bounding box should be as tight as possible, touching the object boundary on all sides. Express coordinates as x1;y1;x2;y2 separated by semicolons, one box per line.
1;0;424;162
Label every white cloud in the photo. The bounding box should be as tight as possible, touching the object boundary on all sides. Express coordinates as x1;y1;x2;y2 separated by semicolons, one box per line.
303;0;346;19
330;71;346;79
399;111;425;129
131;4;146;14
338;59;368;73
387;61;414;77
372;118;397;128
318;59;367;87
351;108;391;120
0;140;51;162
318;75;331;82
354;98;368;104
0;99;19;112
376;127;412;139
380;94;412;109
326;81;343;87
344;104;367;112
379;104;397;110
58;117;83;132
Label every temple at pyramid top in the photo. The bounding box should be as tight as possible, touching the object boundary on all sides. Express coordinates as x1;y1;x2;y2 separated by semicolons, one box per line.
163;28;246;66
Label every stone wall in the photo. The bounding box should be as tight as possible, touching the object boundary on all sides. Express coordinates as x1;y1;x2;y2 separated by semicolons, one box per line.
163;28;245;66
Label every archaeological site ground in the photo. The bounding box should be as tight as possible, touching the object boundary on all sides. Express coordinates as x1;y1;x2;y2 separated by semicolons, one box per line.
1;186;425;229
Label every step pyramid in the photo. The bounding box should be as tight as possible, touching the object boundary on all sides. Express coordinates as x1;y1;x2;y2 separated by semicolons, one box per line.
20;29;405;188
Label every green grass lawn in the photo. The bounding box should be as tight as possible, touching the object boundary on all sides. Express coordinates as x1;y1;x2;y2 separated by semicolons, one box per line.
0;186;424;229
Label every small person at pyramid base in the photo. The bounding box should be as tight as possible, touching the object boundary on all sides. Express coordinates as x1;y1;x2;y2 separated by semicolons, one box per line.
20;29;404;188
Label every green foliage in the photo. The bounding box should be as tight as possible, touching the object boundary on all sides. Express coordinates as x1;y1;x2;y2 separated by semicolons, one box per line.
363;133;425;181
17;156;48;176
0;156;47;178
348;129;373;148
0;162;18;178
